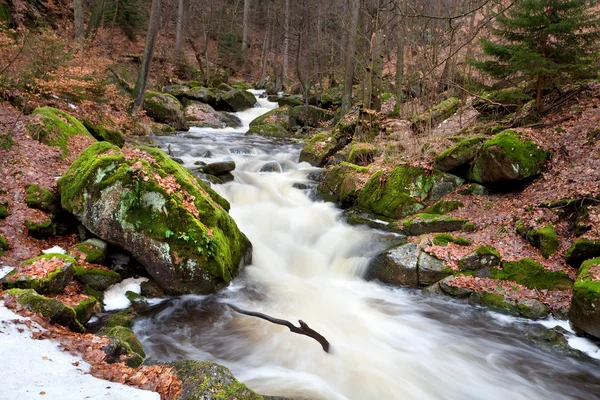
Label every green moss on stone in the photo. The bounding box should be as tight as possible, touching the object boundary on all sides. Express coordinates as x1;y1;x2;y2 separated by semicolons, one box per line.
0;201;8;218
24;184;57;213
105;308;137;329
573;257;600;302
247;123;289;138
0;234;8;255
565;238;600;268
27;107;95;157
347;142;379;166
493;258;572;290
401;213;470;236
7;289;84;332
434;136;486;172
82;119;124;147
316;162;365;206
475;245;500;258
248;106;289;130
73;266;121;291
423;200;464;215
433;233;471;246
412;97;460;133
102;326;145;358
516;221;558;258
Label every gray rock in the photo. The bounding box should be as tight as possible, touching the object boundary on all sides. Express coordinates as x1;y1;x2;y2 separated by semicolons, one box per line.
221;89;257;112
365;243;419;287
202;161;236;176
459;246;500;271
260;162;282;173
438;276;473;298
184;87;217;106
144;91;189;131
418;251;451;286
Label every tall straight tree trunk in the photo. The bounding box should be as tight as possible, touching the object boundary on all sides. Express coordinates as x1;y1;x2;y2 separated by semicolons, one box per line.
175;0;190;55
242;0;250;56
257;11;271;88
370;29;384;112
395;0;405;106
86;0;105;38
283;0;290;85
132;0;162;114
73;0;84;43
341;0;359;114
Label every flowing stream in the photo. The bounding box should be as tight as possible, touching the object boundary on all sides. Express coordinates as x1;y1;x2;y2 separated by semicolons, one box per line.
134;91;600;400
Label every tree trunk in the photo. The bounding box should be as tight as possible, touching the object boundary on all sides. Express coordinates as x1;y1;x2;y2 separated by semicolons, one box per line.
132;0;162;114
283;0;290;86
536;73;544;113
370;29;384;112
257;12;271;88
85;0;105;39
242;0;250;56
341;0;360;114
73;0;84;44
175;0;190;56
395;0;405;106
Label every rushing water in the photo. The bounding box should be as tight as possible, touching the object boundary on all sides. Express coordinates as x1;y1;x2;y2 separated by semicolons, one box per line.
134;91;600;400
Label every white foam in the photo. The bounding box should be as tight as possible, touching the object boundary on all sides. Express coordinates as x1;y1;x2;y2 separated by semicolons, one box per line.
103;277;148;311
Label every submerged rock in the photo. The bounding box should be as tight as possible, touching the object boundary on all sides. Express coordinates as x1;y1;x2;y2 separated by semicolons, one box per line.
289;105;333;127
58;142;252;295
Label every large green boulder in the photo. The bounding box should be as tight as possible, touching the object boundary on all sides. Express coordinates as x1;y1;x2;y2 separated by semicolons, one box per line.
248;106;290;138
469;130;549;185
433;136;486;173
515;221;559;258
565;238;600;268
144;91;189;131
289;105;333;127
221;89;257;112
570;257;600;338
168;360;263;400
184;86;217;107
316;163;368;206
58;142;252;295
356;166;463;219
2;254;75;294
27;107;96;157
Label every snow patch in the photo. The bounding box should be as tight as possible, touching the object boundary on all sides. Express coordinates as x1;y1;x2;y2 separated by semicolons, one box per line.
0;265;15;279
42;246;67;255
103;277;148;311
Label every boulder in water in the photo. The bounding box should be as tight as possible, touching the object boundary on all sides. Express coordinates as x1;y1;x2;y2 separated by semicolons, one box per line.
201;161;236;176
418;251;451;285
184;87;217;107
58;142;251;295
248;106;290;138
316;162;368;207
260;162;282;173
366;243;418;286
220;89;257;112
144;91;189;131
570;257;600;338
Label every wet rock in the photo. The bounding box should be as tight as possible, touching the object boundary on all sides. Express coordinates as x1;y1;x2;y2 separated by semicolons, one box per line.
201;161;236;176
401;213;471;236
101;326;145;368
459;245;500;271
365;243;418;287
418;251;451;286
220;112;242;128
184;87;217;106
221;89;257;112
2;254;75;295
144;91;189;131
248;106;290;138
438;276;473;298
468;291;549;319
140;279;166;298
565;238;600;268
58;142;252;295
260;162;282;173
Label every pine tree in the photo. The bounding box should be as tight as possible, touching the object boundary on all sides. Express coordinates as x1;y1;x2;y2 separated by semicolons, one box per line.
472;0;600;112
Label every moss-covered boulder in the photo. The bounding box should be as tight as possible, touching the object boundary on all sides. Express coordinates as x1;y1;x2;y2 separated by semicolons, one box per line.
58;142;252;295
433;136;486;173
24;184;58;213
24;216;62;238
401;213;471;236
0;201;8;218
423;200;464;215
570;257;600;338
247;106;290;138
469;131;549;185
347;143;379;166
277;95;303;107
220;89;257;112
168;360;263;400
365;242;417;287
184;87;217;107
2;254;75;294
411;97;460;133
458;245;500;271
184;102;238;128
515;221;559;258
492;258;572;290
0;234;8;256
144;91;189;131
289;105;333;127
299;130;339;167
27;107;96;157
316;162;367;206
6;289;85;332
68;238;108;264
356;166;463;219
101;326;145;368
565;238;600;268
73;264;121;291
82;120;124;148
432;233;470;247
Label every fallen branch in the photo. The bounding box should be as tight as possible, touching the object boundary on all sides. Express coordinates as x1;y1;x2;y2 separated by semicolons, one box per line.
226;303;331;353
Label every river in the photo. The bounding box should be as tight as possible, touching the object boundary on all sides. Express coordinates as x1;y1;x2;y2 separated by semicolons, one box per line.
134;91;600;400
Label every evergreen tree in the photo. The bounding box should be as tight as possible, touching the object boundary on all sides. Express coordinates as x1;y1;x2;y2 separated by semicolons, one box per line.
472;0;600;112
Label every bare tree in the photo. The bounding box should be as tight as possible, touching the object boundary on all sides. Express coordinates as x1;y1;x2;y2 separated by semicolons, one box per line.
242;0;251;56
175;0;190;56
73;0;84;43
342;0;360;114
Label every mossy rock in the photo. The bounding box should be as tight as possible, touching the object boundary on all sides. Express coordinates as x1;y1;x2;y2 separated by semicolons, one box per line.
418;251;451;286
570;257;600;338
492;258;572;290
299;130;340;167
101;326;145;368
565;238;600;268
469;291;549;319
347;142;379;166
82;120;124;148
515;221;558;258
469;130;549;185
0;201;9;218
2;254;75;294
458;184;488;195
289;105;333;128
220;89;257;112
24;184;58;213
0;234;8;256
105;308;137;329
458;245;500;271
73;265;121;291
144;91;189;131
472;88;532;116
433;136;486;173
411;97;460;133
163;84;191;98
432;233;470;247
27;107;96;157
315;162;367;207
7;289;84;332
249;106;289;131
366;243;418;287
58;142;252;295
184;87;217;107
423;200;464;215
72;296;100;325
277;95;303;107
401;213;470;236
356;166;463;220
247;123;289;138
68;238;107;264
24;217;62;238
140;280;166;298
168;360;263;400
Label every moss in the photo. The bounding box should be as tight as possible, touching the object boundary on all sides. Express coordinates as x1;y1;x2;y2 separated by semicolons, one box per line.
412;97;460;133
82;119;124;147
102;326;145;357
401;213;470;236
479;293;515;313
27;107;95;157
433;233;471;246
347;142;379;166
434;136;486;172
470;130;549;183
24;184;57;213
247;123;288;138
573;257;600;302
516;221;557;258
248;106;289;130
316;162;365;206
299;130;339;167
105;308;137;329
0;234;8;255
565;238;600;268
69;243;104;263
423;200;464;215
24;217;58;237
3;254;76;294
0;201;8;218
475;245;500;259
7;289;85;332
72;296;98;325
493;258;572;290
73;266;121;291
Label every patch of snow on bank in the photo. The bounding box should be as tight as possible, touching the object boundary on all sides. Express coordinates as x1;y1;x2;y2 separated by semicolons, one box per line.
0;265;15;279
0;301;159;400
103;277;148;311
42;246;67;255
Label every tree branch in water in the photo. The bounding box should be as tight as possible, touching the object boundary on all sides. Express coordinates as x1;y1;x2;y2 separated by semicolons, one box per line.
226;303;331;353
